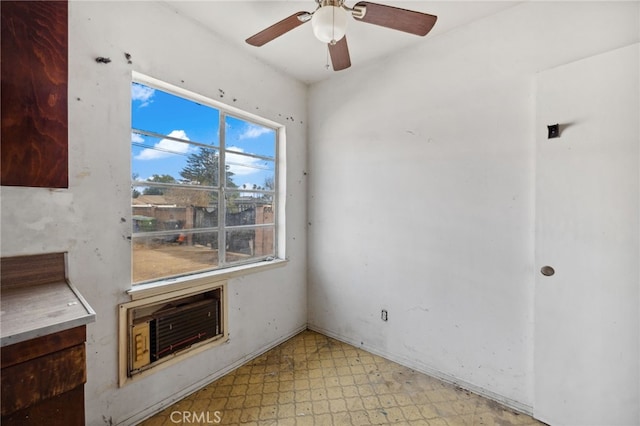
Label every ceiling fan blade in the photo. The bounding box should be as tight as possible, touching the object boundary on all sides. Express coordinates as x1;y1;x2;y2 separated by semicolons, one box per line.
353;1;437;36
246;12;310;47
328;36;351;71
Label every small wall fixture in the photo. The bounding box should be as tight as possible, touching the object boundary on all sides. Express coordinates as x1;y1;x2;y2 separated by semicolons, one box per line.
540;265;555;276
547;124;560;139
381;309;388;321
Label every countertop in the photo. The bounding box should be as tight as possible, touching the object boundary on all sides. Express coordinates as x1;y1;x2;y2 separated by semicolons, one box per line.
1;280;96;347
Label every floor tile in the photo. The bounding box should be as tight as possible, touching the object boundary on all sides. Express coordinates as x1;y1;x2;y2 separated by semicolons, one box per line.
139;331;544;426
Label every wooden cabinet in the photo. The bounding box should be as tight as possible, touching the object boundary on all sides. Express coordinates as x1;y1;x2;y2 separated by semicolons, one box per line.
1;327;87;425
1;253;95;425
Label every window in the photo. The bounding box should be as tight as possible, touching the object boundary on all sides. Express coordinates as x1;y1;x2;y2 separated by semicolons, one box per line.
131;77;279;285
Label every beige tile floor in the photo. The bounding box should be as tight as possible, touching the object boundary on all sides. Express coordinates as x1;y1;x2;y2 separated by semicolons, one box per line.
140;330;544;425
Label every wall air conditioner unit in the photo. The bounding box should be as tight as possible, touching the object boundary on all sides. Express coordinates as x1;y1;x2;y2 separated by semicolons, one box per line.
119;281;227;386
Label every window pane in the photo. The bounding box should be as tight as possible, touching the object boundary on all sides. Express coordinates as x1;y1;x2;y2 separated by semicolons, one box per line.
132;82;219;147
225;155;275;190
132;135;220;188
225;193;274;226
225;115;276;158
132;231;219;283
132;192;219;234
225;226;275;263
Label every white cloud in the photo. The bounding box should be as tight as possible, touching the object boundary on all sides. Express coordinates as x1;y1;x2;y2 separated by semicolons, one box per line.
131;84;155;107
239;123;271;140
135;130;191;160
226;146;267;176
131;133;144;144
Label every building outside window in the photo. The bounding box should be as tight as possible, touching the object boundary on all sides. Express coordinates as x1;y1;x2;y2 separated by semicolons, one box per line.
131;77;279;284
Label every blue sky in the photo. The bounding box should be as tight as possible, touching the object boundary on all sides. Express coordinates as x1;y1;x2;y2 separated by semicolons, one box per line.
131;83;275;190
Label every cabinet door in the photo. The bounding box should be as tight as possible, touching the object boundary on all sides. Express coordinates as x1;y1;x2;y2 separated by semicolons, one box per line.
1;1;68;188
534;45;639;425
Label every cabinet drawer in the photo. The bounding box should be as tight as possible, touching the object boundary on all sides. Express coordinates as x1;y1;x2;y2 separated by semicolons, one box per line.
1;344;85;415
1;385;84;426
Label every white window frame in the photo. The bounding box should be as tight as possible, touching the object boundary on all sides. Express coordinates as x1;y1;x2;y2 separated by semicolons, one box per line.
129;72;287;298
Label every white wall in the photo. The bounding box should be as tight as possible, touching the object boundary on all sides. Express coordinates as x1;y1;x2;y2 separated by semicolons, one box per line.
534;43;639;426
0;2;307;425
307;1;639;412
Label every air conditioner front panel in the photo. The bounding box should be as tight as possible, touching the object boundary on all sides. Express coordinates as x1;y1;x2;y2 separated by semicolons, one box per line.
151;298;221;361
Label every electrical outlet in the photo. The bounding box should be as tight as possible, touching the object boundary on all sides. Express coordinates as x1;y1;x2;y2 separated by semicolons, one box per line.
381;309;388;322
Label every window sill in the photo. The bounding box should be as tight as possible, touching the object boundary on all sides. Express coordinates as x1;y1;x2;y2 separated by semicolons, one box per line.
126;258;288;301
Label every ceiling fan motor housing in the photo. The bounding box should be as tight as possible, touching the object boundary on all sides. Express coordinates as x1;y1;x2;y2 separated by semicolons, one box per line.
317;0;345;8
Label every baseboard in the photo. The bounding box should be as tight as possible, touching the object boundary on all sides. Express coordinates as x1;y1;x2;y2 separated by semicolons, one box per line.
307;324;533;417
118;324;307;426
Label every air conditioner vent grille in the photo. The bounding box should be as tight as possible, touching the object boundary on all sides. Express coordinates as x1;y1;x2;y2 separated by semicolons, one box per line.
150;298;221;361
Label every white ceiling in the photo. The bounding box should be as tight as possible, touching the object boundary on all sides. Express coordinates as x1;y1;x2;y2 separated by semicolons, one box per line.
163;1;520;84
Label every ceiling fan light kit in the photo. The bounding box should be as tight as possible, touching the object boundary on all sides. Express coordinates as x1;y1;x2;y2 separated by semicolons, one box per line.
246;0;437;71
311;3;348;44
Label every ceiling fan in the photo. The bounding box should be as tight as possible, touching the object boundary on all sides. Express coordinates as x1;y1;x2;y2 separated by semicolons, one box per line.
246;0;437;71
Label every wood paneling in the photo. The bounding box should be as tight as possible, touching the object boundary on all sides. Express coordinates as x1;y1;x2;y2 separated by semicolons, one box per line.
1;252;66;289
1;1;68;188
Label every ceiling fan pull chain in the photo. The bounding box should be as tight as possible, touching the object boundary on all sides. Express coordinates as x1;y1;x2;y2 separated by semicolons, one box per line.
326;45;330;70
